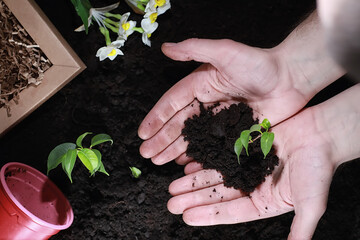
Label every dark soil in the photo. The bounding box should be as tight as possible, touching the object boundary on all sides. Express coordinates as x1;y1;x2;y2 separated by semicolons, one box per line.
182;102;279;194
0;0;359;239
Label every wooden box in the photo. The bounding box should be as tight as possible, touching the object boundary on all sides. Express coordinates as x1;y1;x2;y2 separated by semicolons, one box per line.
0;0;86;136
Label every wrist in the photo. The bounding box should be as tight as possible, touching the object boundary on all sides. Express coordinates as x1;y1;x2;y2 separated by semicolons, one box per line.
274;11;345;102
313;84;360;168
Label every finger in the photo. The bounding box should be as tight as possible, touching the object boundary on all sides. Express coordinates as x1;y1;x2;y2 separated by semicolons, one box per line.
175;152;193;165
162;39;240;69
138;64;231;141
184;161;202;174
289;177;333;239
167;184;244;214
139;99;200;158
150;136;188;165
288;201;327;240
169;169;224;196
182;196;284;226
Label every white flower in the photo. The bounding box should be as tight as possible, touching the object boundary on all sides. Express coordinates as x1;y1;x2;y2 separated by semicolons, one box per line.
118;12;137;40
75;2;120;32
141;11;158;47
145;0;170;15
96;40;125;61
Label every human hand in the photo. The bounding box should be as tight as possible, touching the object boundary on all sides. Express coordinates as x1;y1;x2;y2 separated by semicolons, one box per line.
167;84;360;239
138;35;343;165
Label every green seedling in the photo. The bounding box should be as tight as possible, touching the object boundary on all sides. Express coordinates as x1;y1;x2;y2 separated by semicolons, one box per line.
234;118;275;164
47;132;113;183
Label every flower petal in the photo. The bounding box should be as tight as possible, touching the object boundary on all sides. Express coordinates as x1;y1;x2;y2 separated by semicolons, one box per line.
96;47;107;57
121;12;131;23
108;49;124;60
141;18;158;33
142;33;151;47
74;15;93;32
112;39;125;48
145;0;157;13
93;2;120;12
157;2;171;15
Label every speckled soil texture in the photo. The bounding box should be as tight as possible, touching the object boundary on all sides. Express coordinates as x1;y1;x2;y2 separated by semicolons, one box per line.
182;102;279;193
1;0;359;239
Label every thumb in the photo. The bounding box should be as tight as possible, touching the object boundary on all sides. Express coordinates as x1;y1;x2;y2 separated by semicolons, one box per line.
288;196;328;240
161;38;240;66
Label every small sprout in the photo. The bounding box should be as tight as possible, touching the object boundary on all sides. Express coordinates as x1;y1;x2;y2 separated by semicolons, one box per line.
47;133;113;183
234;118;275;164
129;167;141;178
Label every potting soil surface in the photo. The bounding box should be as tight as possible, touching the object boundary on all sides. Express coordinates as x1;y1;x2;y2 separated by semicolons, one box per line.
1;0;359;239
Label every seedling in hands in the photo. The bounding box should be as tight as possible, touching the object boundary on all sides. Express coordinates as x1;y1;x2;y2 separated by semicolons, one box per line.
234;118;275;164
47;132;113;183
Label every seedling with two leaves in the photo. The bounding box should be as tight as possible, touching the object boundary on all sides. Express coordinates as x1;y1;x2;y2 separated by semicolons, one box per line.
234;118;275;164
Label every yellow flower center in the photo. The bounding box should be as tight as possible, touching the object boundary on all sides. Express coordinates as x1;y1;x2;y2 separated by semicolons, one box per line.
108;49;117;56
155;0;166;7
122;22;130;31
149;13;158;24
147;33;152;38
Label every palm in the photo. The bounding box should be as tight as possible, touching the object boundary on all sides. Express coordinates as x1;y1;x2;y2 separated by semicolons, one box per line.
167;107;334;239
177;40;309;124
138;39;310;165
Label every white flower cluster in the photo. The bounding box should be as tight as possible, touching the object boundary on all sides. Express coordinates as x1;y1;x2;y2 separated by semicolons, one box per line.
75;1;171;61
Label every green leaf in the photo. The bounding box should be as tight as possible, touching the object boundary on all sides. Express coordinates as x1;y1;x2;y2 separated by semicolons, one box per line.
240;130;250;156
71;0;92;34
90;134;113;148
99;162;109;176
61;149;77;183
76;132;92;148
80;0;92;9
129;167;141;178
47;143;76;175
92;149;102;173
77;148;99;174
260;118;271;131
261;132;275;159
234;138;243;164
249;124;261;133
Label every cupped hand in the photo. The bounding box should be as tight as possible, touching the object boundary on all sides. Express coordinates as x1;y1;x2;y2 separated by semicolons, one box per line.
167;84;360;239
167;105;335;240
138;38;316;165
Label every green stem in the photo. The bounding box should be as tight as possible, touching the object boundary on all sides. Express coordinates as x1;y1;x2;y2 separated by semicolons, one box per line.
251;133;262;143
104;18;119;28
103;21;119;34
100;27;112;46
136;3;145;11
105;12;122;20
132;27;144;33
